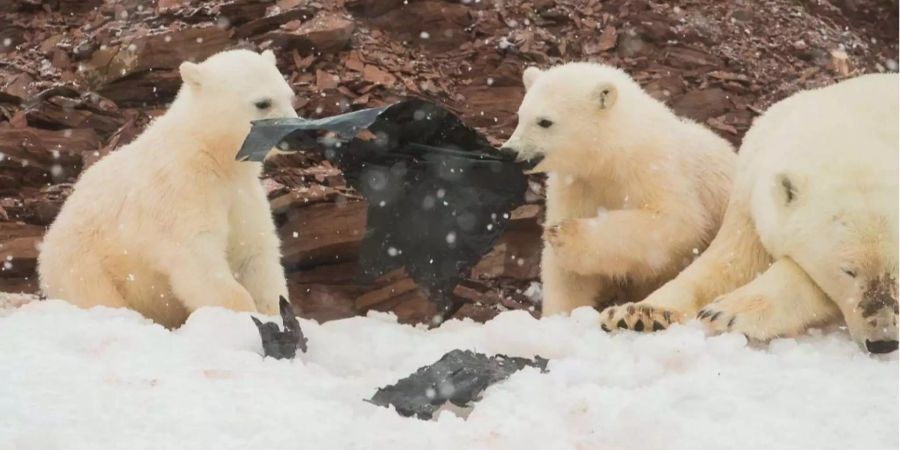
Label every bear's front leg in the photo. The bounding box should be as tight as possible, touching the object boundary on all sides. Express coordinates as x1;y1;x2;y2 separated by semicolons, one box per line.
696;257;841;340
598;200;771;332
545;210;695;278
167;236;258;314
541;246;620;316
229;185;288;316
232;241;287;317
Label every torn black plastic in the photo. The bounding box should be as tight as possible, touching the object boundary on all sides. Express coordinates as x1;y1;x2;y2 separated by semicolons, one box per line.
368;349;548;419
252;296;308;359
238;100;530;316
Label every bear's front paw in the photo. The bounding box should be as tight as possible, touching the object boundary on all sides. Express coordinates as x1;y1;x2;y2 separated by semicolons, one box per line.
696;294;771;340
696;301;737;334
544;220;579;249
545;220;591;270
599;302;683;333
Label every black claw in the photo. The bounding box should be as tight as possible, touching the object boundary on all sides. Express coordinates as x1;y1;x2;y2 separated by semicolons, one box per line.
727;316;736;329
663;311;672;323
601;323;611;332
617;319;628;329
697;310;708;319
652;321;665;331
709;311;722;322
633;320;645;332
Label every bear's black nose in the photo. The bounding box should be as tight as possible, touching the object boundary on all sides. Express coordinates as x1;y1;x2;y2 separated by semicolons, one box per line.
865;339;899;354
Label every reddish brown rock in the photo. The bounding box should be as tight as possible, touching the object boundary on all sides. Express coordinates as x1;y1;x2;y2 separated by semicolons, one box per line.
366;1;473;52
345;0;405;18
362;65;396;86
24;96;123;138
0;127;96;182
278;200;367;269
79;26;230;88
670;88;733;123
236;8;314;38
262;13;355;54
97;70;183;107
0;222;43;278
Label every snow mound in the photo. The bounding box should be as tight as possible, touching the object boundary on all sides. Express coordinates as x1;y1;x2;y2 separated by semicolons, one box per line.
0;300;896;450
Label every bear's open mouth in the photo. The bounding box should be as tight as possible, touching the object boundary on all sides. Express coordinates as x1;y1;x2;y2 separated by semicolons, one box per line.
515;154;545;172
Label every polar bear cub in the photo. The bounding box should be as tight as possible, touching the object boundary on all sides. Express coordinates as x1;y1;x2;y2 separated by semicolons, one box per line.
38;49;296;328
606;74;898;353
502;62;736;318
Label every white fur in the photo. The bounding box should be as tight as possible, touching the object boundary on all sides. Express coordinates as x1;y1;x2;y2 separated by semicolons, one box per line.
502;63;736;317
38;50;297;328
633;73;899;351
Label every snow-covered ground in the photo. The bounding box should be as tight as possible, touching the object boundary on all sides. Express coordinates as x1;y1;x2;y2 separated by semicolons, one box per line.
0;300;896;450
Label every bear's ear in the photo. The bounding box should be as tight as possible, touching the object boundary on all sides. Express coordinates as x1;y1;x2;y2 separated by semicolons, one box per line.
594;82;618;110
179;61;204;90
776;172;800;206
261;49;276;65
523;66;542;91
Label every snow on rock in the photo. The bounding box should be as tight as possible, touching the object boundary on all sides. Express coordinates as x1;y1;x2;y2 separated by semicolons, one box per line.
0;300;896;450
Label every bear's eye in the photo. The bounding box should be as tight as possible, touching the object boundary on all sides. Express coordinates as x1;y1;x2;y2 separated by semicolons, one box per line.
538;119;553;128
254;99;272;110
841;267;858;278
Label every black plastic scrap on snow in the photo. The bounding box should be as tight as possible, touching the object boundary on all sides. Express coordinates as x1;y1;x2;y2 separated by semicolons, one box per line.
368;349;549;420
252;296;308;359
238;99;534;319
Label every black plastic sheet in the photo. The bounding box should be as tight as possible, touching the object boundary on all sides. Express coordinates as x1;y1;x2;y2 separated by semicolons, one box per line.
252;296;308;359
238;100;533;317
368;349;549;419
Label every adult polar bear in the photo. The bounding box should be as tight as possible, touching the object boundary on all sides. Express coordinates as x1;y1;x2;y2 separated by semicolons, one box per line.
38;50;295;328
602;74;899;353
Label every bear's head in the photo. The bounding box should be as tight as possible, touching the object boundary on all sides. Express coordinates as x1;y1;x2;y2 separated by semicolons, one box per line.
759;166;898;352
501;63;658;177
175;49;297;153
